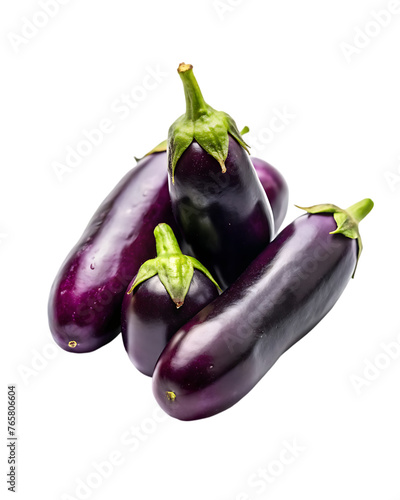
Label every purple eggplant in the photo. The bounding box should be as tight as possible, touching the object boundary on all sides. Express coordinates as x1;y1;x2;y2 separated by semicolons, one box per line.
152;199;373;420
141;139;289;231
252;157;289;231
121;223;220;376
146;141;289;235
48;149;177;353
168;63;274;290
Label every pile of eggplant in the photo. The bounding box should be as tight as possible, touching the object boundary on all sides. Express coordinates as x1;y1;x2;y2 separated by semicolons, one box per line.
48;63;373;421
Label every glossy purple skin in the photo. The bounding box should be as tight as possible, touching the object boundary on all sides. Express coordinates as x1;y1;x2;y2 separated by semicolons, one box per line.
48;152;177;353
169;137;275;290
153;214;357;420
252;157;289;232
121;270;219;376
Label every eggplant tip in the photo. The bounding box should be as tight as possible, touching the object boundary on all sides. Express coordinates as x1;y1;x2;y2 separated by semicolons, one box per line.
166;391;176;401
68;340;77;348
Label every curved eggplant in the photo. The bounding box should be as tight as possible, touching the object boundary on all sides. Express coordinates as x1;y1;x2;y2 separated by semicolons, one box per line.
168;64;274;289
48;151;176;353
252;157;289;231
121;224;220;376
152;199;373;420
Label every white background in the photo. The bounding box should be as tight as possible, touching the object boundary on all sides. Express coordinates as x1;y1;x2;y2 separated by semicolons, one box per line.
1;1;400;499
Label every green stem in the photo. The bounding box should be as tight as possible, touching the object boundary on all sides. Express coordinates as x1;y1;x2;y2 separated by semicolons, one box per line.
345;198;374;224
154;223;182;256
168;63;249;180
178;63;208;121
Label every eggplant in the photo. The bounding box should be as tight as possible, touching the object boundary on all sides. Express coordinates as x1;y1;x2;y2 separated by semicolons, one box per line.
168;63;274;290
152;199;373;420
121;224;220;376
48;149;177;353
252;157;289;231
144;141;289;235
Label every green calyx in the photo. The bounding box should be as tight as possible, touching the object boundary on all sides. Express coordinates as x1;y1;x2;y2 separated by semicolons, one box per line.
168;63;250;183
127;223;221;308
134;139;168;162
135;126;249;163
296;198;374;277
